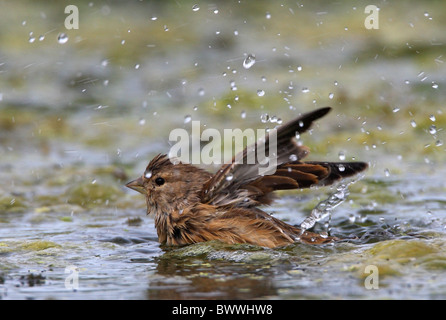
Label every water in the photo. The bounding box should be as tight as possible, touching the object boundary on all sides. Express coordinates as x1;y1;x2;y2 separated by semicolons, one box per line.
299;182;352;231
1;1;446;300
243;54;256;69
57;33;68;44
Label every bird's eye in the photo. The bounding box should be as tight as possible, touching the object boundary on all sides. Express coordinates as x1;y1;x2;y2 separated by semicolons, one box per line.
155;177;165;186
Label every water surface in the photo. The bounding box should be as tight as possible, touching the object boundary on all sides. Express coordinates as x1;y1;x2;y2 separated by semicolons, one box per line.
1;0;445;300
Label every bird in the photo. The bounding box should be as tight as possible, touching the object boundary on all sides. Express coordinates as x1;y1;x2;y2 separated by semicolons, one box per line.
126;107;368;248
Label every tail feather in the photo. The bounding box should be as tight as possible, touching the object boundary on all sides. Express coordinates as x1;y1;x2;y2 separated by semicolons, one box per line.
302;161;368;186
242;161;368;205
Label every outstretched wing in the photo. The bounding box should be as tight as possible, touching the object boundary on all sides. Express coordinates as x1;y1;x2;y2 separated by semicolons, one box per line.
200;107;367;207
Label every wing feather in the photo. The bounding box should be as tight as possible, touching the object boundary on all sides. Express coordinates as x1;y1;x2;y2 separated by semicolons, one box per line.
200;107;345;206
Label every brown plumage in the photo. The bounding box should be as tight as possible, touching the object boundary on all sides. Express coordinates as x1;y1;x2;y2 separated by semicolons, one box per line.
126;107;368;248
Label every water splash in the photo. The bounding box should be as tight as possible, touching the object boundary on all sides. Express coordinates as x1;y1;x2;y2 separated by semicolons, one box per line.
57;33;68;44
299;178;360;235
242;54;256;69
184;115;192;124
260;113;269;123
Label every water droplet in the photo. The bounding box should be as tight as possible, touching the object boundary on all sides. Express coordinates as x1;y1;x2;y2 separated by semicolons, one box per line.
432;82;439;89
193;106;198;111
260;113;269;123
29;36;36;43
57;33;68;44
404;80;410;84
266;12;271;19
198;88;205;96
139;118;146;126
338;151;345;161
302;87;309;93
384;168;390;177
338;164;345;172
277;118;283;124
289;154;298;161
240;110;246;119
334;80;338;86
243;54;256;69
150;16;158;21
297;66;302;71
257;89;265;97
392;107;400;113
429;125;437;135
213;9;219;14
91;179;97;184
145;171;152;179
328;93;334;99
436;140;443;147
134;64;140;69
164;25;169;32
192;4;200;11
184;115;192;123
38;35;45;41
348;214;356;223
261;76;267;82
410;119;417;128
429;115;436;122
225;174;233;181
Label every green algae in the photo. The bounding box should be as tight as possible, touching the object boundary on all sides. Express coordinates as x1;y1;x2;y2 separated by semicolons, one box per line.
21;241;61;251
59;216;73;222
368;240;439;262
353;239;446;279
65;181;123;208
0;196;28;214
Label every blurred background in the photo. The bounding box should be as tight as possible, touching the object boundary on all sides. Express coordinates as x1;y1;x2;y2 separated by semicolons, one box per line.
0;0;445;300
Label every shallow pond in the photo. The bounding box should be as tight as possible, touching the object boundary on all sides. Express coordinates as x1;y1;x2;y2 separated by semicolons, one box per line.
1;1;445;300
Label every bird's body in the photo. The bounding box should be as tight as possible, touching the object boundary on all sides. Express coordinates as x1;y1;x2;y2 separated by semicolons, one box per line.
127;107;367;248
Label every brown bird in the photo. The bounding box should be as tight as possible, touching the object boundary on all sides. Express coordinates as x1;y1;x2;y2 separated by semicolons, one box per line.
126;107;367;248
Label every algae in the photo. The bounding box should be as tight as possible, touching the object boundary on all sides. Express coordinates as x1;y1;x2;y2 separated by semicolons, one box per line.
21;241;61;251
65;181;123;208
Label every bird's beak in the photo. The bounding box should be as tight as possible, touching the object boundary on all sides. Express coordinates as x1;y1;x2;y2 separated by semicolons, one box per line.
126;177;145;194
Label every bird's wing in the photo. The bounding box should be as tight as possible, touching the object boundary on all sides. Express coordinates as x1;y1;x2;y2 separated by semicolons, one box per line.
200;107;366;207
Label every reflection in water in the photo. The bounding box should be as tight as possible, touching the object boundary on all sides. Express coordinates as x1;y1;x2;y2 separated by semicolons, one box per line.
146;244;284;299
